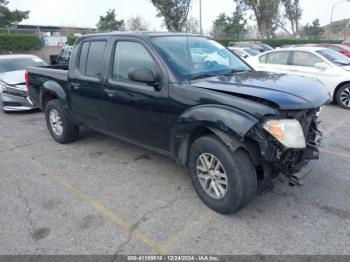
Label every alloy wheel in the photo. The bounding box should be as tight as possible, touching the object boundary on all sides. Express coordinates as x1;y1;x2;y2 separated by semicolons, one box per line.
340;87;350;108
49;109;63;136
196;153;228;199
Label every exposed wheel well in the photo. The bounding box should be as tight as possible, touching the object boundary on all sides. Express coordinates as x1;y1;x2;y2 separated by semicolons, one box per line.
334;81;350;101
41;91;58;110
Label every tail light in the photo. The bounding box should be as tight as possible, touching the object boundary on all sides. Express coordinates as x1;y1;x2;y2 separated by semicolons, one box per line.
24;70;29;92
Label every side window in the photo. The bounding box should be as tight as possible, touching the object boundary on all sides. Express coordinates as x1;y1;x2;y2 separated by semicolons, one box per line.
266;52;290;65
86;41;106;77
113;41;158;82
78;42;90;74
259;54;268;63
292;52;323;67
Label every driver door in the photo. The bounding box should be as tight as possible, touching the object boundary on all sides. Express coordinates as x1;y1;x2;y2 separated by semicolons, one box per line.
103;39;169;150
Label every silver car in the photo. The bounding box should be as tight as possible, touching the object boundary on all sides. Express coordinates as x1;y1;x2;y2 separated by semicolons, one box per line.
0;54;47;112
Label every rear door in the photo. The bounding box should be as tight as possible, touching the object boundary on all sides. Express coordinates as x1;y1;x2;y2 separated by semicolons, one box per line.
103;37;169;150
69;39;107;128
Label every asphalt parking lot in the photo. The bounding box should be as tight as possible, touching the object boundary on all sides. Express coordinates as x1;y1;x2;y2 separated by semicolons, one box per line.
0;104;349;255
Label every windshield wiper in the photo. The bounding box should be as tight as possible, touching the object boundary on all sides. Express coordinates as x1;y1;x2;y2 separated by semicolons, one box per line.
221;68;252;75
190;73;218;80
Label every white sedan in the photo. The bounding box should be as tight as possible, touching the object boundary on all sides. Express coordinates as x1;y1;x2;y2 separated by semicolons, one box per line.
247;47;350;109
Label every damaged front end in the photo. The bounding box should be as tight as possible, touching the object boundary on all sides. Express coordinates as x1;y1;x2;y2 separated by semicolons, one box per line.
247;108;323;186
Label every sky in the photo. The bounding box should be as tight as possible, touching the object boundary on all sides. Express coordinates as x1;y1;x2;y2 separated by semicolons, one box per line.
7;0;350;33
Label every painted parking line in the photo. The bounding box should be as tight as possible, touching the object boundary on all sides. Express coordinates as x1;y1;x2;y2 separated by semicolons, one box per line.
0;135;169;255
166;210;218;248
321;149;350;159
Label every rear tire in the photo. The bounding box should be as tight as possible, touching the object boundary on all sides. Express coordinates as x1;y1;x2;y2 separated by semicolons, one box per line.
45;99;79;144
188;135;257;214
336;84;350;109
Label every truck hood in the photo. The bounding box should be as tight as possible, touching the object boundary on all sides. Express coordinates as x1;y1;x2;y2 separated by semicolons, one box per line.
0;70;25;85
192;71;331;110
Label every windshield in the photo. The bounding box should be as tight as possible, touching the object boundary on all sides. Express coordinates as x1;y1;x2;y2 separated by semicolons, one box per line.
316;49;350;66
0;57;46;73
151;36;251;80
244;48;259;56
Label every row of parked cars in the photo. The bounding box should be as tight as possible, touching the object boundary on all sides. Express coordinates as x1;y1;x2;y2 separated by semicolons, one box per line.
1;39;350;112
228;41;350;109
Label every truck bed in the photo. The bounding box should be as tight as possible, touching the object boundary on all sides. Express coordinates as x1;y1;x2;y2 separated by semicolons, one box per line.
28;64;69;82
27;65;69;109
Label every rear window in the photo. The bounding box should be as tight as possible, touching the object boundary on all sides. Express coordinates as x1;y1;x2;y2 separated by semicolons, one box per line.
78;42;90;73
86;41;106;76
0;58;46;73
266;51;290;65
78;41;106;77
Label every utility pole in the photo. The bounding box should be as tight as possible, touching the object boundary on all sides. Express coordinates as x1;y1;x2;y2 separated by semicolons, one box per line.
329;0;350;39
199;0;203;35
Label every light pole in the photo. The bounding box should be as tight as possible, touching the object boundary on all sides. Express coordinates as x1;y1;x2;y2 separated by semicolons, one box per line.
330;0;350;37
199;0;203;35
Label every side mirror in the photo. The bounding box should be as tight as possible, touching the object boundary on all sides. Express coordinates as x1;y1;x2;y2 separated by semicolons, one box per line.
242;54;249;59
315;62;329;71
128;67;159;88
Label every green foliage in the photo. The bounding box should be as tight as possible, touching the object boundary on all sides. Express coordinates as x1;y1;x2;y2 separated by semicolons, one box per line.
329;19;350;34
127;16;149;31
0;0;29;27
211;7;247;38
97;9;125;32
67;36;78;46
0;34;41;51
303;19;324;40
234;0;280;38
151;0;192;31
214;38;341;48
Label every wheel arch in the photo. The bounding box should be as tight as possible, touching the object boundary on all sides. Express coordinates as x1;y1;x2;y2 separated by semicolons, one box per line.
40;80;67;110
333;81;350;101
171;105;259;166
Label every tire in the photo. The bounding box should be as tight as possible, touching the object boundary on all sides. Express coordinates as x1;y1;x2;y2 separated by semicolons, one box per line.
45;99;79;143
188;135;257;214
336;84;350;109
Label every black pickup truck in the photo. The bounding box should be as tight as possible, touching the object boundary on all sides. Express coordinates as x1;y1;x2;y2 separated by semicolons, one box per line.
27;32;331;214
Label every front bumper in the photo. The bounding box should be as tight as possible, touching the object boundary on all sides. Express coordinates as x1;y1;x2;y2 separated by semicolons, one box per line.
0;91;35;112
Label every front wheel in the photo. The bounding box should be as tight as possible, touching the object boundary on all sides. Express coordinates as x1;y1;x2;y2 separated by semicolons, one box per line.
45;99;79;144
336;84;350;109
188;135;257;214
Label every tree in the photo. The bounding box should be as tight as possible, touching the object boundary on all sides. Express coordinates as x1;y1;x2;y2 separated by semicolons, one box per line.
276;0;302;35
96;9;125;32
0;0;29;28
150;0;192;31
304;19;324;40
127;16;149;31
211;13;229;38
183;16;199;33
234;0;280;38
211;7;247;38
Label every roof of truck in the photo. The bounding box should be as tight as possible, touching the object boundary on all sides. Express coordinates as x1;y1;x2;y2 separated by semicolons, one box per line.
77;31;204;40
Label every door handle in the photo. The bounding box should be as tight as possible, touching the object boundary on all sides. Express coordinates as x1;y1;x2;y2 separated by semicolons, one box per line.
71;82;80;90
104;89;116;97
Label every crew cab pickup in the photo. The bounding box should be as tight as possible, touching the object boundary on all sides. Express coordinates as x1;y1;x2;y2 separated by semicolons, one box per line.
27;32;331;214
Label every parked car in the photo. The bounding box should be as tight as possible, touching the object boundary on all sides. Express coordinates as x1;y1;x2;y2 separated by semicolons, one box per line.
27;33;330;214
247;47;350;109
343;39;350;47
0;54;46;112
316;44;350;58
227;47;260;59
231;42;273;53
50;45;73;65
